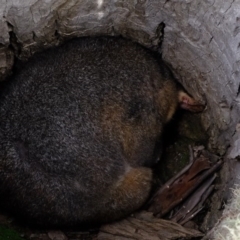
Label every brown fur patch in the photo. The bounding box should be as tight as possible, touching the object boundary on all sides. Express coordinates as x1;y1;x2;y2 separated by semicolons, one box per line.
113;167;152;204
156;80;178;122
100;102;136;158
101;101;158;162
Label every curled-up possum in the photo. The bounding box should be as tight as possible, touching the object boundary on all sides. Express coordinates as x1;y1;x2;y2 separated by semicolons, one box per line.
0;36;204;227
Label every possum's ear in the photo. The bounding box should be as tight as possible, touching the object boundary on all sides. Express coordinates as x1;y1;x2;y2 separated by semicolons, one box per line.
178;91;205;112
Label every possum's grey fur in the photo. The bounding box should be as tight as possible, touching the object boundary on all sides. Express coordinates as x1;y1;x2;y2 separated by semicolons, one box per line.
0;37;179;227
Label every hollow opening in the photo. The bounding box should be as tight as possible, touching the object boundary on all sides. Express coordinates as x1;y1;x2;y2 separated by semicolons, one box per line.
0;1;239;239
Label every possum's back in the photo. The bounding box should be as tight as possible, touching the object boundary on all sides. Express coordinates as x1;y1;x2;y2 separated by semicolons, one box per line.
0;37;175;225
0;37;168;172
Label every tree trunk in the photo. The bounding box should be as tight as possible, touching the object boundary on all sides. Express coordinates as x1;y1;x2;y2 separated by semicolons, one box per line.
0;0;240;239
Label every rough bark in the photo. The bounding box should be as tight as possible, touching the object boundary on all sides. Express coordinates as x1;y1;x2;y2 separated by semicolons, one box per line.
97;211;203;240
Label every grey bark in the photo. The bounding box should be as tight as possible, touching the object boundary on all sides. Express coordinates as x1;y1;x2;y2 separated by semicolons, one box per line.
98;211;203;240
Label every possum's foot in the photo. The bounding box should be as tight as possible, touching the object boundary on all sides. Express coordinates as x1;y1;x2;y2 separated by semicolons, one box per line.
147;146;222;223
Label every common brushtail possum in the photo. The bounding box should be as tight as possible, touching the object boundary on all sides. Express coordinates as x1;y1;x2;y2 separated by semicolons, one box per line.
0;36;203;227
